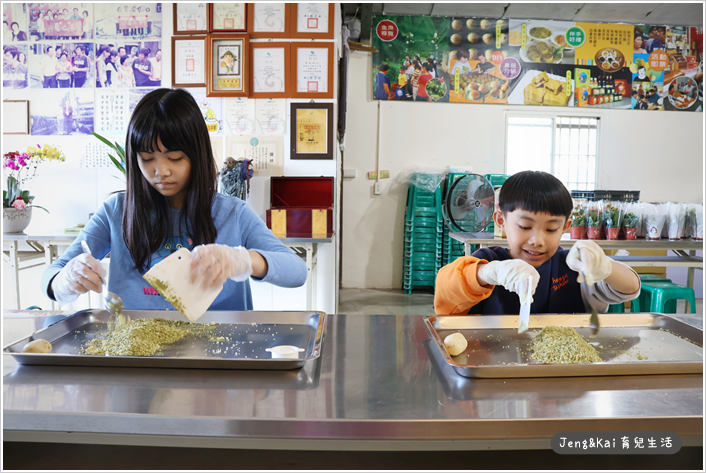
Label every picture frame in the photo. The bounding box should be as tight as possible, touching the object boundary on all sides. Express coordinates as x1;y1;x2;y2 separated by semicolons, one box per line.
250;42;291;99
291;3;334;39
208;3;247;33
173;3;208;35
171;36;207;88
2;100;30;134
247;3;291;38
291;42;334;99
290;102;334;160
206;34;249;97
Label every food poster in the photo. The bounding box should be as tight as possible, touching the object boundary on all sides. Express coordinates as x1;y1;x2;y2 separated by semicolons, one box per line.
372;15;703;112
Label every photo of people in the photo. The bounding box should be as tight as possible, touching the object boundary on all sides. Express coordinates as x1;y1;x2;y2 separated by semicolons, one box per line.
663;75;702;111
633;27;648;55
3;3;29;41
631;81;663;110
27;3;92;41
95;3;161;40
28;42;94;89
95;41;160;87
29;89;94;135
645;25;667;53
3;44;29;89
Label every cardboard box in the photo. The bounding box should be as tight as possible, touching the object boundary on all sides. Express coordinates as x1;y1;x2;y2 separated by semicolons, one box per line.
265;177;334;238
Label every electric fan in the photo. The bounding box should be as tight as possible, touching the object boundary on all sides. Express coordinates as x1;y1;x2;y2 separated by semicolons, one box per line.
444;173;495;233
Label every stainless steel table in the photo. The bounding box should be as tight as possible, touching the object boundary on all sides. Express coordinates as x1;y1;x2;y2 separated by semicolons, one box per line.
3;310;702;458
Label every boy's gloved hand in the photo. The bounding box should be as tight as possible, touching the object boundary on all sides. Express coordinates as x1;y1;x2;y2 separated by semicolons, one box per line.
566;240;612;285
190;244;253;290
51;253;106;305
477;259;540;305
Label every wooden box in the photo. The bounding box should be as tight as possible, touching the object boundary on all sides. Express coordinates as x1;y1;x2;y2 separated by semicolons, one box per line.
266;177;334;238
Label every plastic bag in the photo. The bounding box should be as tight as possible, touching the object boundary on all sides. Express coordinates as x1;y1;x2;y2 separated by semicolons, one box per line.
621;202;640;240
695;203;704;240
400;167;447;194
664;202;686;240
586;201;604;239
635;202;645;238
643;202;669;240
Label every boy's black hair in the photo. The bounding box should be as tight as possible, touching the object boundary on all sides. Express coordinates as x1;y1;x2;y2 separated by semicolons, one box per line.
499;171;573;219
378;64;389;72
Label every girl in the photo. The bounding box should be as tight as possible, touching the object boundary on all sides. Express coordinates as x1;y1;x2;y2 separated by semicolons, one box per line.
56;52;72;88
105;50;118;87
36;11;45;40
115;54;135;87
42;88;307;311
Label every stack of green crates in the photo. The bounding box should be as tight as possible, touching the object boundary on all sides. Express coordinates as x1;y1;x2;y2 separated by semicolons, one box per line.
403;180;443;294
483;174;510;235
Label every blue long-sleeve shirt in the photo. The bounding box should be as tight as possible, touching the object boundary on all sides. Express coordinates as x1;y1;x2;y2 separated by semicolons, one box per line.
41;192;307;311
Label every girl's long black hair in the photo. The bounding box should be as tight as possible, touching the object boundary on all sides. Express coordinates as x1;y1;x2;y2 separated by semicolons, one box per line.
123;88;217;273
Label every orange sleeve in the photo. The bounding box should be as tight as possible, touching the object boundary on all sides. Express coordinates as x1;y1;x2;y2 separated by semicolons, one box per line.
434;256;495;315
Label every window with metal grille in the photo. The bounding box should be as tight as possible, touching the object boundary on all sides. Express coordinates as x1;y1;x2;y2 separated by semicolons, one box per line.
505;115;599;191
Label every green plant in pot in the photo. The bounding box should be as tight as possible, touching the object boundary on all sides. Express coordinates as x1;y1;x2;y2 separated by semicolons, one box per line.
91;132;126;180
586;207;603;240
622;211;639;240
603;203;624;240
570;207;587;239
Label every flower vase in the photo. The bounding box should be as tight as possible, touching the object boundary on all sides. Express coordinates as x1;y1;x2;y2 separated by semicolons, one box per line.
624;228;637;240
569;227;584;239
606;227;620;240
587;227;601;239
3;207;32;233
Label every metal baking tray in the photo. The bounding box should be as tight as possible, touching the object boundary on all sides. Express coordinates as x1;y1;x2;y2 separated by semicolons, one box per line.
425;313;703;378
3;309;326;370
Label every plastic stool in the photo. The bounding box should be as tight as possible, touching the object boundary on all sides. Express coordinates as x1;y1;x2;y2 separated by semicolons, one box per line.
606;303;625;313
638;274;672;283
631;281;678;313
633;282;696;314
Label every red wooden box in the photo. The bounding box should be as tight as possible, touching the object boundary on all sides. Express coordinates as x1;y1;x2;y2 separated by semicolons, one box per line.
266;177;334;238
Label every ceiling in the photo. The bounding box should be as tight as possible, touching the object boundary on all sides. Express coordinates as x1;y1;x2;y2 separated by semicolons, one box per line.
346;3;704;27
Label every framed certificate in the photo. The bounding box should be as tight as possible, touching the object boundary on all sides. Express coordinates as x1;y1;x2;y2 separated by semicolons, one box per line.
173;3;208;35
250;42;291;98
208;3;247;33
291;42;334;99
291;3;334;39
172;37;206;87
290;102;334;160
2;100;30;134
207;34;249;97
247;3;291;38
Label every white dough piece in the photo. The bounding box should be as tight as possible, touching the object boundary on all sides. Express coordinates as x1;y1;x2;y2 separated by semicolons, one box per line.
143;248;223;323
23;339;52;353
444;332;468;356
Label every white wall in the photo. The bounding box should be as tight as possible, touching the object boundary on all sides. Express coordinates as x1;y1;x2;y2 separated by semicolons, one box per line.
342;50;705;289
2;3;342;315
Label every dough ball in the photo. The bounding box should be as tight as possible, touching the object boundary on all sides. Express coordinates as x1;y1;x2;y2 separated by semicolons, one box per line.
451;34;462;45
444;333;468;356
491;80;501;90
468;32;479;43
496;19;506;29
478;84;489;93
483;33;494;45
499;33;508;44
466;19;476;29
480;19;490;30
500;83;509;92
484;49;493;61
452;19;463;31
468;48;479;60
23;339;52;353
470;89;481;100
469;82;479;90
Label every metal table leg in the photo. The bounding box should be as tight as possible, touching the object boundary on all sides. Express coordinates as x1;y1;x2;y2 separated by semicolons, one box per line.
685;249;696;313
305;243;313;311
7;241;21;310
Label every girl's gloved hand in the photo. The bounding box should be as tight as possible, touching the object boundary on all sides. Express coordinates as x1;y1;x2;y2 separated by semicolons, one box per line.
566;240;612;285
51;253;106;305
189;244;254;291
477;259;540;305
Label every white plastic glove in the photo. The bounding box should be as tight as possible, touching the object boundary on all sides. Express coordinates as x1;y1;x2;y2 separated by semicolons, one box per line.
189;244;254;291
566;239;612;286
51;253;106;306
477;259;540;305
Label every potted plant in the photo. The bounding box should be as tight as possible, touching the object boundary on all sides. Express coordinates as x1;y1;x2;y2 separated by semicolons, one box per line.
570;206;587;239
3;145;66;233
622;210;639;240
603;202;624;240
586;207;603;240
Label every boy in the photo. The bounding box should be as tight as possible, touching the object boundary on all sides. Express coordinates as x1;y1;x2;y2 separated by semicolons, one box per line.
451;49;473;76
434;171;640;315
397;66;411;99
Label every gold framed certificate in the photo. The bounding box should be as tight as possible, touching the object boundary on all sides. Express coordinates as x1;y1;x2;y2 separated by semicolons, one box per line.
247;2;291;38
206;34;249;97
250;42;291;98
291;3;334;39
290;102;333;160
172;37;206;87
291;42;334;99
173;3;208;35
208;3;247;33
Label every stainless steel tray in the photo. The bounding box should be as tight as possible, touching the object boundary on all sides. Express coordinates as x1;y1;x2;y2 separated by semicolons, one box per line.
3;310;326;370
425;313;703;378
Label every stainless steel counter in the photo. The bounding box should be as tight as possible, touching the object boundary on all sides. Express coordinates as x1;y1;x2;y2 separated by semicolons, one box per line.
3;310;703;451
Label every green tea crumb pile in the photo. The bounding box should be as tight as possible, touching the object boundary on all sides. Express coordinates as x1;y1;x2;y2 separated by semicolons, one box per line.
84;318;217;356
530;326;602;364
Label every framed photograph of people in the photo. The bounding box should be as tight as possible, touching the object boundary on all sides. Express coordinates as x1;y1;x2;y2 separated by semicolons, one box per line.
291;3;334;39
2;100;30;134
290;103;334;160
247;3;291;38
250;42;291;98
291;42;334;99
172;37;206;88
208;3;247;33
173;3;208;35
206;34;249;97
